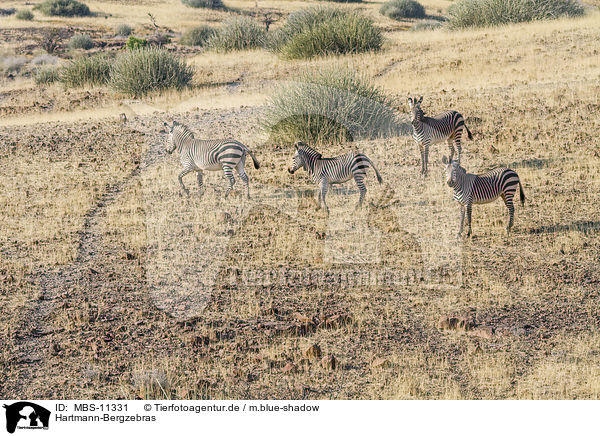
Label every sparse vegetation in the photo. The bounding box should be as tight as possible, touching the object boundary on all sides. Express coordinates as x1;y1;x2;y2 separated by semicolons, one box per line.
126;36;148;50
34;66;61;85
34;0;91;17
180;26;216;47
208;16;266;52
60;54;111;87
109;47;194;97
380;0;426;20
114;24;133;37
448;0;585;29
181;0;225;9
15;9;34;21
268;6;382;59
411;19;443;31
264;69;400;144
68;34;95;50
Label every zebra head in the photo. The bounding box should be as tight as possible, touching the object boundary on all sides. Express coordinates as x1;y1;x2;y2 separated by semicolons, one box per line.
164;120;178;154
407;96;424;124
288;141;307;174
442;155;463;187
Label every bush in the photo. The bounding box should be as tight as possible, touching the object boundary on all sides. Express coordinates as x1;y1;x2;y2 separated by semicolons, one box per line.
181;0;224;9
109;47;194;97
208;16;265;52
410;20;443;31
68;34;94;50
0;8;16;16
15;9;34;20
180;26;215;47
0;57;28;75
34;0;91;17
448;0;585;29
60;54;111;87
126;36;148;50
263;69;402;144
114;24;133;37
268;6;382;60
39;28;67;54
380;0;426;20
35;67;61;85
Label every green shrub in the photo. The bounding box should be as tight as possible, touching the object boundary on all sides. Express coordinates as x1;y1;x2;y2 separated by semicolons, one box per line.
180;26;216;46
448;0;585;29
115;24;133;37
60;54;111;87
181;0;224;8
380;0;426;20
34;0;90;17
410;20;443;31
208;16;265;52
68;34;94;50
263;69;402;144
15;9;34;20
109;47;194;97
269;6;382;60
35;66;61;85
126;36;148;50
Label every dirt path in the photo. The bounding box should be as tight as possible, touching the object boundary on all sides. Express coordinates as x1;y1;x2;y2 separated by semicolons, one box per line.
11;118;166;397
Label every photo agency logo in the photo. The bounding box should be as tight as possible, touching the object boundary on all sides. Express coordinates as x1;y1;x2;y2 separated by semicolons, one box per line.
140;75;464;321
3;402;50;433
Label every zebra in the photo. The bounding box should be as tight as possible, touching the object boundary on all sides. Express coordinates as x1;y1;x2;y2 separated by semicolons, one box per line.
164;120;260;199
408;96;472;177
288;141;383;213
442;156;525;238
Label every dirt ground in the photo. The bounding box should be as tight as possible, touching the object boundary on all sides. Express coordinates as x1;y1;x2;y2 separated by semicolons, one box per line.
1;0;600;399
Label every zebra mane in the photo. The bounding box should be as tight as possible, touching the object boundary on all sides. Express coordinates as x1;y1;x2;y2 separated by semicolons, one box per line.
297;142;322;159
174;122;195;138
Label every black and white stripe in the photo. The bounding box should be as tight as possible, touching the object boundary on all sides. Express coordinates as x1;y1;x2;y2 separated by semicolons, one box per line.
164;120;260;198
288;141;383;213
408;96;472;176
443;156;525;237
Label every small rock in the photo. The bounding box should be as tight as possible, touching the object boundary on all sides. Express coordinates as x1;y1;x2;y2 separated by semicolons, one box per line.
468;326;495;340
282;362;296;373
371;358;391;369
304;343;322;360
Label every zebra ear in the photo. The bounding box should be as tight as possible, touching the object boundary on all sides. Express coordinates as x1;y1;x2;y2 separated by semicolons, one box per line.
417;96;423;104
442;155;449;165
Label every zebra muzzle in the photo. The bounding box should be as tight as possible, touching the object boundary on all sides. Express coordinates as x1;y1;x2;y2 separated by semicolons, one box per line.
288;168;295;174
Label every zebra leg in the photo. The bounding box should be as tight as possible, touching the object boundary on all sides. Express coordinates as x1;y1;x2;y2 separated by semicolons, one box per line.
320;179;329;214
236;162;250;199
454;137;462;164
196;171;204;197
447;139;455;162
503;193;515;235
466;203;473;238
419;143;425;176
178;168;193;196
354;174;366;210
223;165;236;198
423;144;429;177
458;205;465;238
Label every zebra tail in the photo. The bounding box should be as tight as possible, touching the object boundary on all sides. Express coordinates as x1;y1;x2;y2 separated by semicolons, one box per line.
365;156;383;184
244;147;260;169
465;124;473;140
519;181;526;206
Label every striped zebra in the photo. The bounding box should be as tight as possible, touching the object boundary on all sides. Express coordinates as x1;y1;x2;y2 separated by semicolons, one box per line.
288;141;383;213
442;156;525;238
164;120;260;198
408;96;472;177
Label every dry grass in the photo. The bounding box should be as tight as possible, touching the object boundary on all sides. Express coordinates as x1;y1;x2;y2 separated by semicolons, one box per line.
0;0;599;400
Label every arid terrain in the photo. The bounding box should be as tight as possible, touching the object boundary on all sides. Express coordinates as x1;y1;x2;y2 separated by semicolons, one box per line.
1;0;600;399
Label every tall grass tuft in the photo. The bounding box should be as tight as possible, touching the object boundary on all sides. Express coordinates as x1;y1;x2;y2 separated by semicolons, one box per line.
34;0;90;17
208;16;265;52
60;54;111;87
263;69;402;144
181;0;225;9
180;26;216;47
15;9;34;20
448;0;585;29
35;66;61;85
68;34;94;50
268;6;382;60
380;0;426;20
109;47;194;97
114;24;133;37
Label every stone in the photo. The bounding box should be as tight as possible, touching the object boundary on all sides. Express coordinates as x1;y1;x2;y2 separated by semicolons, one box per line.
304;343;322;360
371;358;391;369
